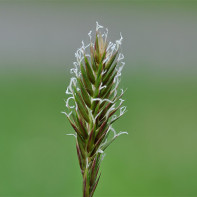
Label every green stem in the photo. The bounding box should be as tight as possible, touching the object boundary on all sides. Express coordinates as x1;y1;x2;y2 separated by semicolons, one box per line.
83;157;90;197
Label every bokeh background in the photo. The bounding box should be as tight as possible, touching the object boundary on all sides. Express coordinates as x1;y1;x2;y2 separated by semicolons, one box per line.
1;0;197;196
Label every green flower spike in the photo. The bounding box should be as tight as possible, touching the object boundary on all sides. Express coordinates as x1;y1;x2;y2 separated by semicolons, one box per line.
62;22;128;197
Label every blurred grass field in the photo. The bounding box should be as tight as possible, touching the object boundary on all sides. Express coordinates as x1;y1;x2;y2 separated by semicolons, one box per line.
1;69;197;196
0;1;197;197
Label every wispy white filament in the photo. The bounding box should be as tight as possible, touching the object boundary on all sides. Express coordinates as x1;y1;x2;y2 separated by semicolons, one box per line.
61;111;72;117
65;22;127;152
66;133;77;138
96;21;103;31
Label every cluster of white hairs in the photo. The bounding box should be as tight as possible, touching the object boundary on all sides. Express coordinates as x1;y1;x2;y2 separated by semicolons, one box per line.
63;22;127;142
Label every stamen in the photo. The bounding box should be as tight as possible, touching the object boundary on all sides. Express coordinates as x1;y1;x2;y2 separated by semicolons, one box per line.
65;96;75;108
96;21;103;31
66;133;77;138
117;53;124;62
88;30;92;41
92;98;114;104
61;111;72;117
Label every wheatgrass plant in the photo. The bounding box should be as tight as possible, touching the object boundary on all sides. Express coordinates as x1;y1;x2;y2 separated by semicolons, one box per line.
62;22;127;197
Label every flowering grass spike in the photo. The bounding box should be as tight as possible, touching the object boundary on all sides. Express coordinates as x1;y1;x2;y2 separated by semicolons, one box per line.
63;22;127;197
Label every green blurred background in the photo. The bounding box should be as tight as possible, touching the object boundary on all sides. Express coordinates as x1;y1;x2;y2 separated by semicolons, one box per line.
0;1;197;196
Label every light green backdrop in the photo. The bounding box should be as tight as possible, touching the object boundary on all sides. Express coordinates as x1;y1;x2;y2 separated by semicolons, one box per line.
0;1;197;196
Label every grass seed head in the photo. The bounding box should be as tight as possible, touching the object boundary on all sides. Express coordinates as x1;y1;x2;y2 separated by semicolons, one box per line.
63;22;128;197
